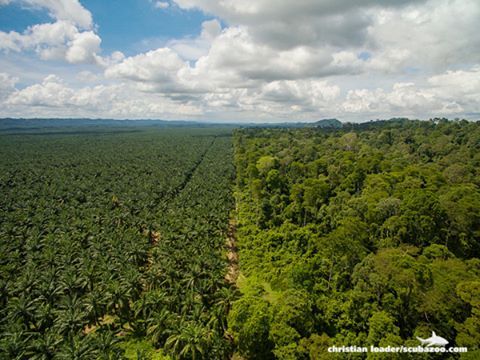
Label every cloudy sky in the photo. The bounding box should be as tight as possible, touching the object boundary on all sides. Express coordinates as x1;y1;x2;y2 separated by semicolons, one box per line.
0;0;479;122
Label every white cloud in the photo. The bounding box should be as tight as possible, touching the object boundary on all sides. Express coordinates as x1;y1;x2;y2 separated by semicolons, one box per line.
200;27;340;81
4;74;203;118
428;66;480;97
2;64;480;121
168;19;222;61
427;66;480;113
7;74;74;106
0;72;17;99
0;21;76;51
340;66;480;118
365;49;411;73
107;25;364;97
20;0;93;29
367;0;480;70
342;84;440;116
259;80;340;106
172;0;427;50
169;0;480;75
92;50;125;67
105;48;187;89
153;1;169;9
65;31;101;64
0;21;105;64
201;19;222;40
104;0;480;99
76;70;99;83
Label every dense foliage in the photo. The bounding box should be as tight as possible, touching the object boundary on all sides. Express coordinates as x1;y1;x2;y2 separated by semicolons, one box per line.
2;120;479;359
229;120;480;359
0;128;236;359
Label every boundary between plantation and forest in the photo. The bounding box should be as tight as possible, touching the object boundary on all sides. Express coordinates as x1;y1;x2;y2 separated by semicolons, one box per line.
225;218;239;284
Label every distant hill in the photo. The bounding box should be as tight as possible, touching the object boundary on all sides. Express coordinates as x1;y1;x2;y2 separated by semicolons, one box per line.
237;118;343;129
312;118;343;128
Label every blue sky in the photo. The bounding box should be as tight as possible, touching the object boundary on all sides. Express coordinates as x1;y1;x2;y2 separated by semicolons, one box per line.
0;1;211;55
80;1;211;55
0;0;479;121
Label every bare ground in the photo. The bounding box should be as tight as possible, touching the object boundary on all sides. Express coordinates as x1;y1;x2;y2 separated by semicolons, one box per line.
225;219;239;284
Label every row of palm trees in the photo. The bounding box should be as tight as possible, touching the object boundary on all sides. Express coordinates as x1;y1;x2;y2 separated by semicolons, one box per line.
0;130;237;359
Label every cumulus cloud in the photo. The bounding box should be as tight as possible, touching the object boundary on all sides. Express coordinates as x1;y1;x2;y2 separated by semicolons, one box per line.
0;21;106;64
427;66;480;113
167;19;222;61
19;0;93;29
3;64;480;121
259;80;340;106
0;72;17;99
7;74;74;106
346;83;439;115
106;24;364;97
104;0;475;120
172;0;428;50
0;1;123;65
105;0;480;99
167;0;480;75
105;48;188;92
428;66;480;97
0;21;76;51
5;74;122;111
367;0;480;70
4;74;203;118
341;66;480;118
65;31;101;63
197;27;339;81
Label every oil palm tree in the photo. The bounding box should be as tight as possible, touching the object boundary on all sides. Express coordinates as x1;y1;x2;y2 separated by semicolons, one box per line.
165;320;211;360
56;336;97;360
30;329;62;360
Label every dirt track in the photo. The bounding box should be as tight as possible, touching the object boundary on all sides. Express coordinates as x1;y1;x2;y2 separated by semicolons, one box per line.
225;219;238;284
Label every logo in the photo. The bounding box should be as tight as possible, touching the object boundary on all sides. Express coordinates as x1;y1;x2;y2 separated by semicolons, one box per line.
327;330;468;354
416;331;449;347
